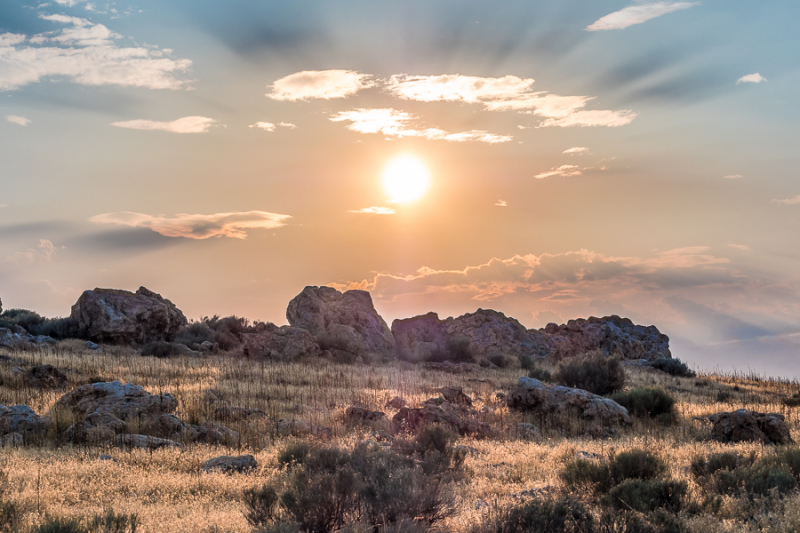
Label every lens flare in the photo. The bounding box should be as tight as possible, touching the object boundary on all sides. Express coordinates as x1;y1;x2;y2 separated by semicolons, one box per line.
382;155;430;204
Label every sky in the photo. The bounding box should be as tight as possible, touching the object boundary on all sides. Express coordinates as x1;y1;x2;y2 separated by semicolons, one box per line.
1;0;799;377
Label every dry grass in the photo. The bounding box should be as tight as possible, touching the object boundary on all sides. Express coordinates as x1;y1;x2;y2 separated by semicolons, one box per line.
2;343;800;532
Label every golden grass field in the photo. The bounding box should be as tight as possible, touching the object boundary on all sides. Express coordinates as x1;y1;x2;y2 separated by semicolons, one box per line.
2;342;800;532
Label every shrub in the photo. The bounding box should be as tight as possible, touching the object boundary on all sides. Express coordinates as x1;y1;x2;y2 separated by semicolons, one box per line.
173;322;216;348
783;392;800;407
690;452;743;479
429;336;474;364
244;485;280;527
609;450;666;483
609;388;674;419
598;510;683;533
603;479;687;513
411;424;464;475
31;516;87;533
691;451;799;498
87;510;138;533
649;357;695;378
493;497;594;533
0;500;21;531
278;442;313;469
488;354;514;368
527;366;552;383
141;341;183;358
553;353;625;395
561;450;665;496
280;465;362;533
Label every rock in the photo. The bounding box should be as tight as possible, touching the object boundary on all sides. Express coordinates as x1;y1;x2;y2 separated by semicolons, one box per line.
286;286;395;359
199;341;218;353
203;389;227;404
385;396;407;410
114;434;181;450
542;316;670;361
344;406;387;428
393;310;549;362
576;451;602;460
85;341;101;351
707;409;793;445
201;455;257;474
274;418;312;437
392;401;495;438
69;286;187;344
215;406;266;421
516;422;541;441
439;387;473;407
475;499;490;512
55;381;179;421
142;413;239;446
0;404;50;437
64;407;127;444
0;327;36;351
508;377;630;437
23;365;69;389
98;454;117;462
0;433;22;447
242;324;322;361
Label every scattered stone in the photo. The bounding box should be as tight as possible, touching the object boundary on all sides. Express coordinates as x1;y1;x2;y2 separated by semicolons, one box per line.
85;341;101;351
201;455;257;474
344;406;387;428
274;418;312;437
286;286;395;359
516;422;541;441
0;404;50;437
392;400;495;439
70;286;187;344
439;387;473;406
508;377;630;438
114;434;181;450
242;324;322;361
576;451;602;460
385;396;407;410
98;454;116;461
23;364;69;389
707;409;793;445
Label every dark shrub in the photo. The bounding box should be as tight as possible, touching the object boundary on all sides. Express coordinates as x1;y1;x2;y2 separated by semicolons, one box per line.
87;509;138;533
561;459;615;495
692;451;798;498
0;500;21;531
488;354;513;368
561;450;665;497
173;322;216;348
278;442;313;470
603;479;687;513
429;336;474;363
598;510;683;533
609;388;674;419
412;425;464;475
690;452;746;479
495;497;594;533
609;450;666;483
253;524;301;533
527;366;552;383
554;353;625;395
280;466;362;533
244;485;280;527
141;341;183;358
740;463;797;497
649;357;695;378
783;392;800;407
30;516;87;533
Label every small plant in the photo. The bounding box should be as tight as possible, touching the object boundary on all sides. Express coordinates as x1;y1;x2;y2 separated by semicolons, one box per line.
527;366;552;382
141;341;183;358
561;449;665;496
603;479;687;513
429;336;474;364
491;497;594;533
783;392;800;407
244;485;280;527
553;352;625;395
87;509;138;533
30;516;87;533
609;388;674;420
649;357;695;378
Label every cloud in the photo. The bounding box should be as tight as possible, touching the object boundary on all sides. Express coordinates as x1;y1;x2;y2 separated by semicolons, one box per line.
563;146;589;155
586;2;698;31
111;116;217;133
737;73;766;85
728;244;752;251
249;121;276;132
773;195;800;205
387;74;535;103
723;174;743;179
535;164;583;179
348;206;395;215
495;200;508;207
538;110;637;128
330;108;512;144
1;238;60;265
90;210;291;239
6;115;30;126
278;122;296;129
0;17;192;91
266;70;374;101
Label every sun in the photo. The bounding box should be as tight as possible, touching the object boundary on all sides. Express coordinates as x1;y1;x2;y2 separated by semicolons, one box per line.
382;155;430;204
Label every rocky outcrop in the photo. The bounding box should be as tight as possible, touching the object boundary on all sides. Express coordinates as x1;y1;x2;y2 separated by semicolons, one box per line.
707;409;792;445
542;316;670;361
0;404;50;438
392;310;549;362
508;377;631;437
242;324;322;360
56;381;179;420
286;286;395;359
114;434;181;450
344;406;386;428
392;398;495;439
201;455;257;474
0;327;55;351
69;286;187;344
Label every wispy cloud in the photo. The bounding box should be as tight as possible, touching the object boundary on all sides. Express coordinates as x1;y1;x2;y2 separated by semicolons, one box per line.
266;70;374;101
278;122;296;129
538;110;637;128
563;146;589;155
90;211;291;239
737;73;767;85
496;200;508;207
249;121;276;132
6;115;30;126
772;195;800;205
348;206;395;215
723;174;743;179
111;116;217;133
728;244;752;251
535;164;583;179
0;17;191;91
586;2;698;31
330;108;512;144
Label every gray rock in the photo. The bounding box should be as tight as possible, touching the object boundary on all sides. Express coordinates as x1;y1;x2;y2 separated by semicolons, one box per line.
70;286;187;344
286;286;395;359
0;433;23;448
0;404;50;437
508;377;630;437
114;434;181;450
242;324;321;361
85;341;101;351
385;396;407;410
214;405;266;421
516;422;541;441
201;455;257;474
707;409;793;445
55;381;179;420
541;316;670;361
344;406;387;428
576;450;602;460
392;401;495;439
0;327;35;351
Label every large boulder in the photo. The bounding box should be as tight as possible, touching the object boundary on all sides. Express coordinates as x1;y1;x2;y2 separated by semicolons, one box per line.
707;409;792;445
392;310;550;362
542;316;670;361
392;398;495;438
69;286;187;344
201;455;257;474
0;404;50;438
286;286;395;359
55;381;179;420
508;377;631;437
241;324;322;360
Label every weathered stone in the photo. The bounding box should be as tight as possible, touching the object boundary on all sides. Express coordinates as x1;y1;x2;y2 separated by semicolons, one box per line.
385;396;407;410
286;286;395;359
516;422;541;441
392;401;495;439
542;316;671;361
114;434;181;450
344;406;386;428
508;377;630;437
0;327;36;351
23;365;68;389
242;324;322;361
201;455;257;474
274;418;312;437
0;433;22;448
707;409;793;445
64;407;127;444
0;404;50;437
439;387;473;407
55;381;178;420
85;341;101;351
69;286;187;344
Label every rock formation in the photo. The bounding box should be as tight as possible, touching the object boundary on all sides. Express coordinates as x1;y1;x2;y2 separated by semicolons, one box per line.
242;323;322;360
508;377;631;437
0;404;50;438
542;316;670;361
70;286;187;344
286;286;395;359
707;409;792;445
201;455;257;474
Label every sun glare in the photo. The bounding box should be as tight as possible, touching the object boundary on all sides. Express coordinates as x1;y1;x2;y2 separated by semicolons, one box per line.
382;155;430;204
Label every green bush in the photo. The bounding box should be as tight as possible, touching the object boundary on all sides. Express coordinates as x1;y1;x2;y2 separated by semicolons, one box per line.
554;353;625;395
527;366;552;382
692;450;800;498
649;357;695;378
493;497;594;533
561;450;665;496
609;388;674;419
603;479;687;513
